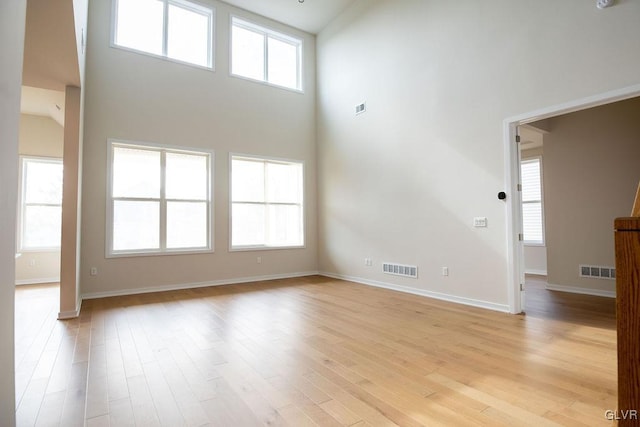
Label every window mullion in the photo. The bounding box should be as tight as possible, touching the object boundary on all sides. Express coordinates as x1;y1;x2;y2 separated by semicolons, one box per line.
162;0;169;57
160;151;167;251
263;34;268;83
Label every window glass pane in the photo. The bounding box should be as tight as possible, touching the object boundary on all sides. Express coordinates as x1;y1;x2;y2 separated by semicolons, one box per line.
166;152;208;200
23;206;61;249
267;37;298;89
267;204;303;247
115;0;164;55
113;146;161;198
24;160;63;204
521;160;541;202
232;159;264;202
167;201;207;248
232;25;265;81
113;200;160;251
266;162;302;203
167;4;210;67
523;202;543;244
232;203;265;246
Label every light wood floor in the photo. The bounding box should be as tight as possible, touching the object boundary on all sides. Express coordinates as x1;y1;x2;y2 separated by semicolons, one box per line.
15;276;617;426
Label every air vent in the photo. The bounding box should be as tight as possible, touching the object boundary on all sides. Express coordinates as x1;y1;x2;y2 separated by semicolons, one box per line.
579;264;616;280
382;262;418;278
355;102;366;115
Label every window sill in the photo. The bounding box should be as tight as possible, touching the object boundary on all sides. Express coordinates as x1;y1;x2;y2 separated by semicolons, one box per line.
107;248;214;259
229;245;305;252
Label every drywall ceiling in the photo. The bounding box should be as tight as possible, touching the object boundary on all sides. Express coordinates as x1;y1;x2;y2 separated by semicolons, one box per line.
21;86;66;127
222;0;357;33
22;0;80;91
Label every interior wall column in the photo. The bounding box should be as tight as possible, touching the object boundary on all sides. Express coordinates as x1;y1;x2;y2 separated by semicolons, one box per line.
59;85;82;319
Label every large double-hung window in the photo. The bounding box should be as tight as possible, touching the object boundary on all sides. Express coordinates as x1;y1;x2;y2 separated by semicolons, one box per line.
113;0;214;68
231;155;304;249
18;157;63;251
107;140;213;256
520;157;545;245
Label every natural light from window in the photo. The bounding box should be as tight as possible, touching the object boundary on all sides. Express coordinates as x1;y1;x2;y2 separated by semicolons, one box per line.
231;17;302;91
114;0;213;68
109;141;212;256
231;156;304;249
521;157;544;245
20;158;63;251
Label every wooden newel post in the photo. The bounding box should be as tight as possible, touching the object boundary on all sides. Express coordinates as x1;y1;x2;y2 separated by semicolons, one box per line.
614;182;640;425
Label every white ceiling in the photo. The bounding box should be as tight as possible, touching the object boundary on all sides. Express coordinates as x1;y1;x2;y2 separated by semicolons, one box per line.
222;0;357;34
21;86;66;127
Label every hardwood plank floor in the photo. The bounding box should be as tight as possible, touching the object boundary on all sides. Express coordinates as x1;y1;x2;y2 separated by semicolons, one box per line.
15;276;617;426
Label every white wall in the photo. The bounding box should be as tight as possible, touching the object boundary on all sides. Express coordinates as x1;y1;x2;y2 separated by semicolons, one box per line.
81;0;317;296
316;0;640;310
16;114;64;285
0;0;26;423
544;97;640;295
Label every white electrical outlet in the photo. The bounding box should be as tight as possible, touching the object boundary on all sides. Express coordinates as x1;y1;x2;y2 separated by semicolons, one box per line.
29;259;36;267
442;267;449;276
364;258;372;266
257;257;262;264
90;267;98;276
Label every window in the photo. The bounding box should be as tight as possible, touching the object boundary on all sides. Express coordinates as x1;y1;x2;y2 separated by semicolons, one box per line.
107;140;213;256
521;157;545;245
231;17;302;91
19;157;63;251
113;0;214;68
231;155;304;249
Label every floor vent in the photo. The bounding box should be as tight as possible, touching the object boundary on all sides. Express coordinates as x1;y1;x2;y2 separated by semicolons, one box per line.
579;264;616;280
383;262;418;278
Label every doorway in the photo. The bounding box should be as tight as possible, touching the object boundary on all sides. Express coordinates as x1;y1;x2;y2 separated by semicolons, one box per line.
504;83;640;314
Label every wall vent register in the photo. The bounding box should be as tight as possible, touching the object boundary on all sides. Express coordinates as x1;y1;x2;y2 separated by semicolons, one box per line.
579;264;616;280
383;262;418;278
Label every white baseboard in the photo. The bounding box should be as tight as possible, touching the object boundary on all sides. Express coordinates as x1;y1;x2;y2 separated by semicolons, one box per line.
81;271;320;300
58;298;83;320
545;282;616;298
525;269;547;276
15;277;60;286
319;271;510;313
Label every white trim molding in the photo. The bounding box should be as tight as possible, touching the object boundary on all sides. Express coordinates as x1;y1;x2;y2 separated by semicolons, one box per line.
545;283;615;298
319;272;510;313
82;271;319;300
525;269;547;276
15;277;60;286
58;299;83;320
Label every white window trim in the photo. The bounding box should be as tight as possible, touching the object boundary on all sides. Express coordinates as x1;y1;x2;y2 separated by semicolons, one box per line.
521;155;545;247
229;15;304;93
229;153;306;252
106;138;214;258
110;0;216;71
17;156;63;253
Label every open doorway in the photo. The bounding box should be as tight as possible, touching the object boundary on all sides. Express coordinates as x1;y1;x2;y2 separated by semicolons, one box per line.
15;86;65;291
505;84;640;314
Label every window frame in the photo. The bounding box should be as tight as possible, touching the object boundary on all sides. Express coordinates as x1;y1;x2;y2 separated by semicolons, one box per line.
230;15;304;93
17;156;64;253
111;0;215;70
229;153;305;251
520;156;545;247
106;139;214;258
